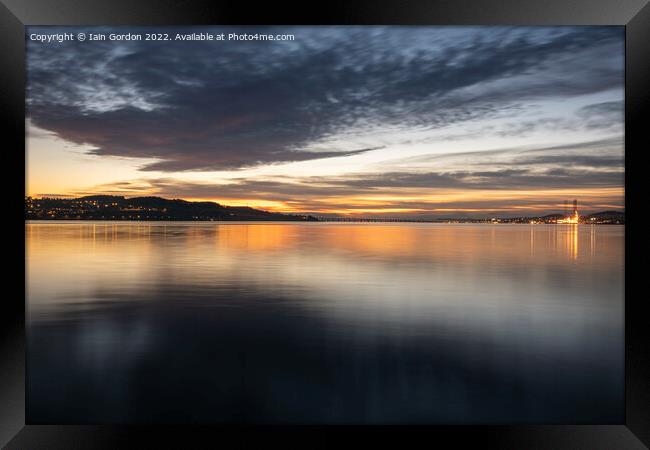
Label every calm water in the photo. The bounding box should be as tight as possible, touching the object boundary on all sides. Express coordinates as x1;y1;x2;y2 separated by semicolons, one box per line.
26;222;624;424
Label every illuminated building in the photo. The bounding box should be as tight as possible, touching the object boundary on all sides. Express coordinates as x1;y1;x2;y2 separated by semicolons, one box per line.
557;199;579;224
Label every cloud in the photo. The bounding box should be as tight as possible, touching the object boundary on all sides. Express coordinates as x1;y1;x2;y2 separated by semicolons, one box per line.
71;134;623;218
576;101;624;130
75;174;624;218
27;26;624;172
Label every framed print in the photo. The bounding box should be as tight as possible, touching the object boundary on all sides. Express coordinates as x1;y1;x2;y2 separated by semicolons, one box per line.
2;0;648;448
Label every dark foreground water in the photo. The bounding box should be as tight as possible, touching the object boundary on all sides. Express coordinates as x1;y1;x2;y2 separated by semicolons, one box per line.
26;222;624;424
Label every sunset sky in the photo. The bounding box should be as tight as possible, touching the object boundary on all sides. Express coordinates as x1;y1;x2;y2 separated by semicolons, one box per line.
26;26;624;218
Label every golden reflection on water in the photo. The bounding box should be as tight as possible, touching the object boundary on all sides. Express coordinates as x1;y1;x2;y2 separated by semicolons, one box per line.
26;222;623;310
26;221;622;265
553;224;579;262
215;224;297;251
591;225;596;258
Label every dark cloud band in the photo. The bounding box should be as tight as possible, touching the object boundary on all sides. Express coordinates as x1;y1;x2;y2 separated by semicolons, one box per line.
27;26;624;172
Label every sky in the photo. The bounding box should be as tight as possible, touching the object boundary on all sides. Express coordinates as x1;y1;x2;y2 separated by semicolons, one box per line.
26;26;625;218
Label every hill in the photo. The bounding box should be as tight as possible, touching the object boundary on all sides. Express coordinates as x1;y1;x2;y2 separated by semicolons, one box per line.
26;195;318;221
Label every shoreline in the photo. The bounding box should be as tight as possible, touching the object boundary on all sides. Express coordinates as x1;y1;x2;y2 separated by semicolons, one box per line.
24;219;625;225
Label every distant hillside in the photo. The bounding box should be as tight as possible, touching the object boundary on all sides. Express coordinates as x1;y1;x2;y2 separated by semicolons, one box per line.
583;210;624;224
584;210;624;218
25;195;318;221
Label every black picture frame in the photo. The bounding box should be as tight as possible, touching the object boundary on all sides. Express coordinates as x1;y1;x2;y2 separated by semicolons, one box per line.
2;0;648;448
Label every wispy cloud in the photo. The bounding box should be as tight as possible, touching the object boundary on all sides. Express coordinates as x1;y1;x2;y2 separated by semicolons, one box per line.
28;26;623;172
70;134;622;217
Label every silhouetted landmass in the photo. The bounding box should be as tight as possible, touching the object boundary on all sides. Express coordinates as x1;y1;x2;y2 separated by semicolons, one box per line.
541;214;565;220
314;211;624;224
25;195;318;221
25;195;624;224
585;211;625;220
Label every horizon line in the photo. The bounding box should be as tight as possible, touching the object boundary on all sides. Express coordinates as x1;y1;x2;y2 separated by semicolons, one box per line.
26;193;625;220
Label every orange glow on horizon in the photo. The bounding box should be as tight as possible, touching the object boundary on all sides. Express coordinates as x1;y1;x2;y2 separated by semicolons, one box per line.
183;197;292;211
28;186;624;217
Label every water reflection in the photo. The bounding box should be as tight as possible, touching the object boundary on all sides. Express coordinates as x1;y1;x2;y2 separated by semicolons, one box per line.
26;222;624;424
